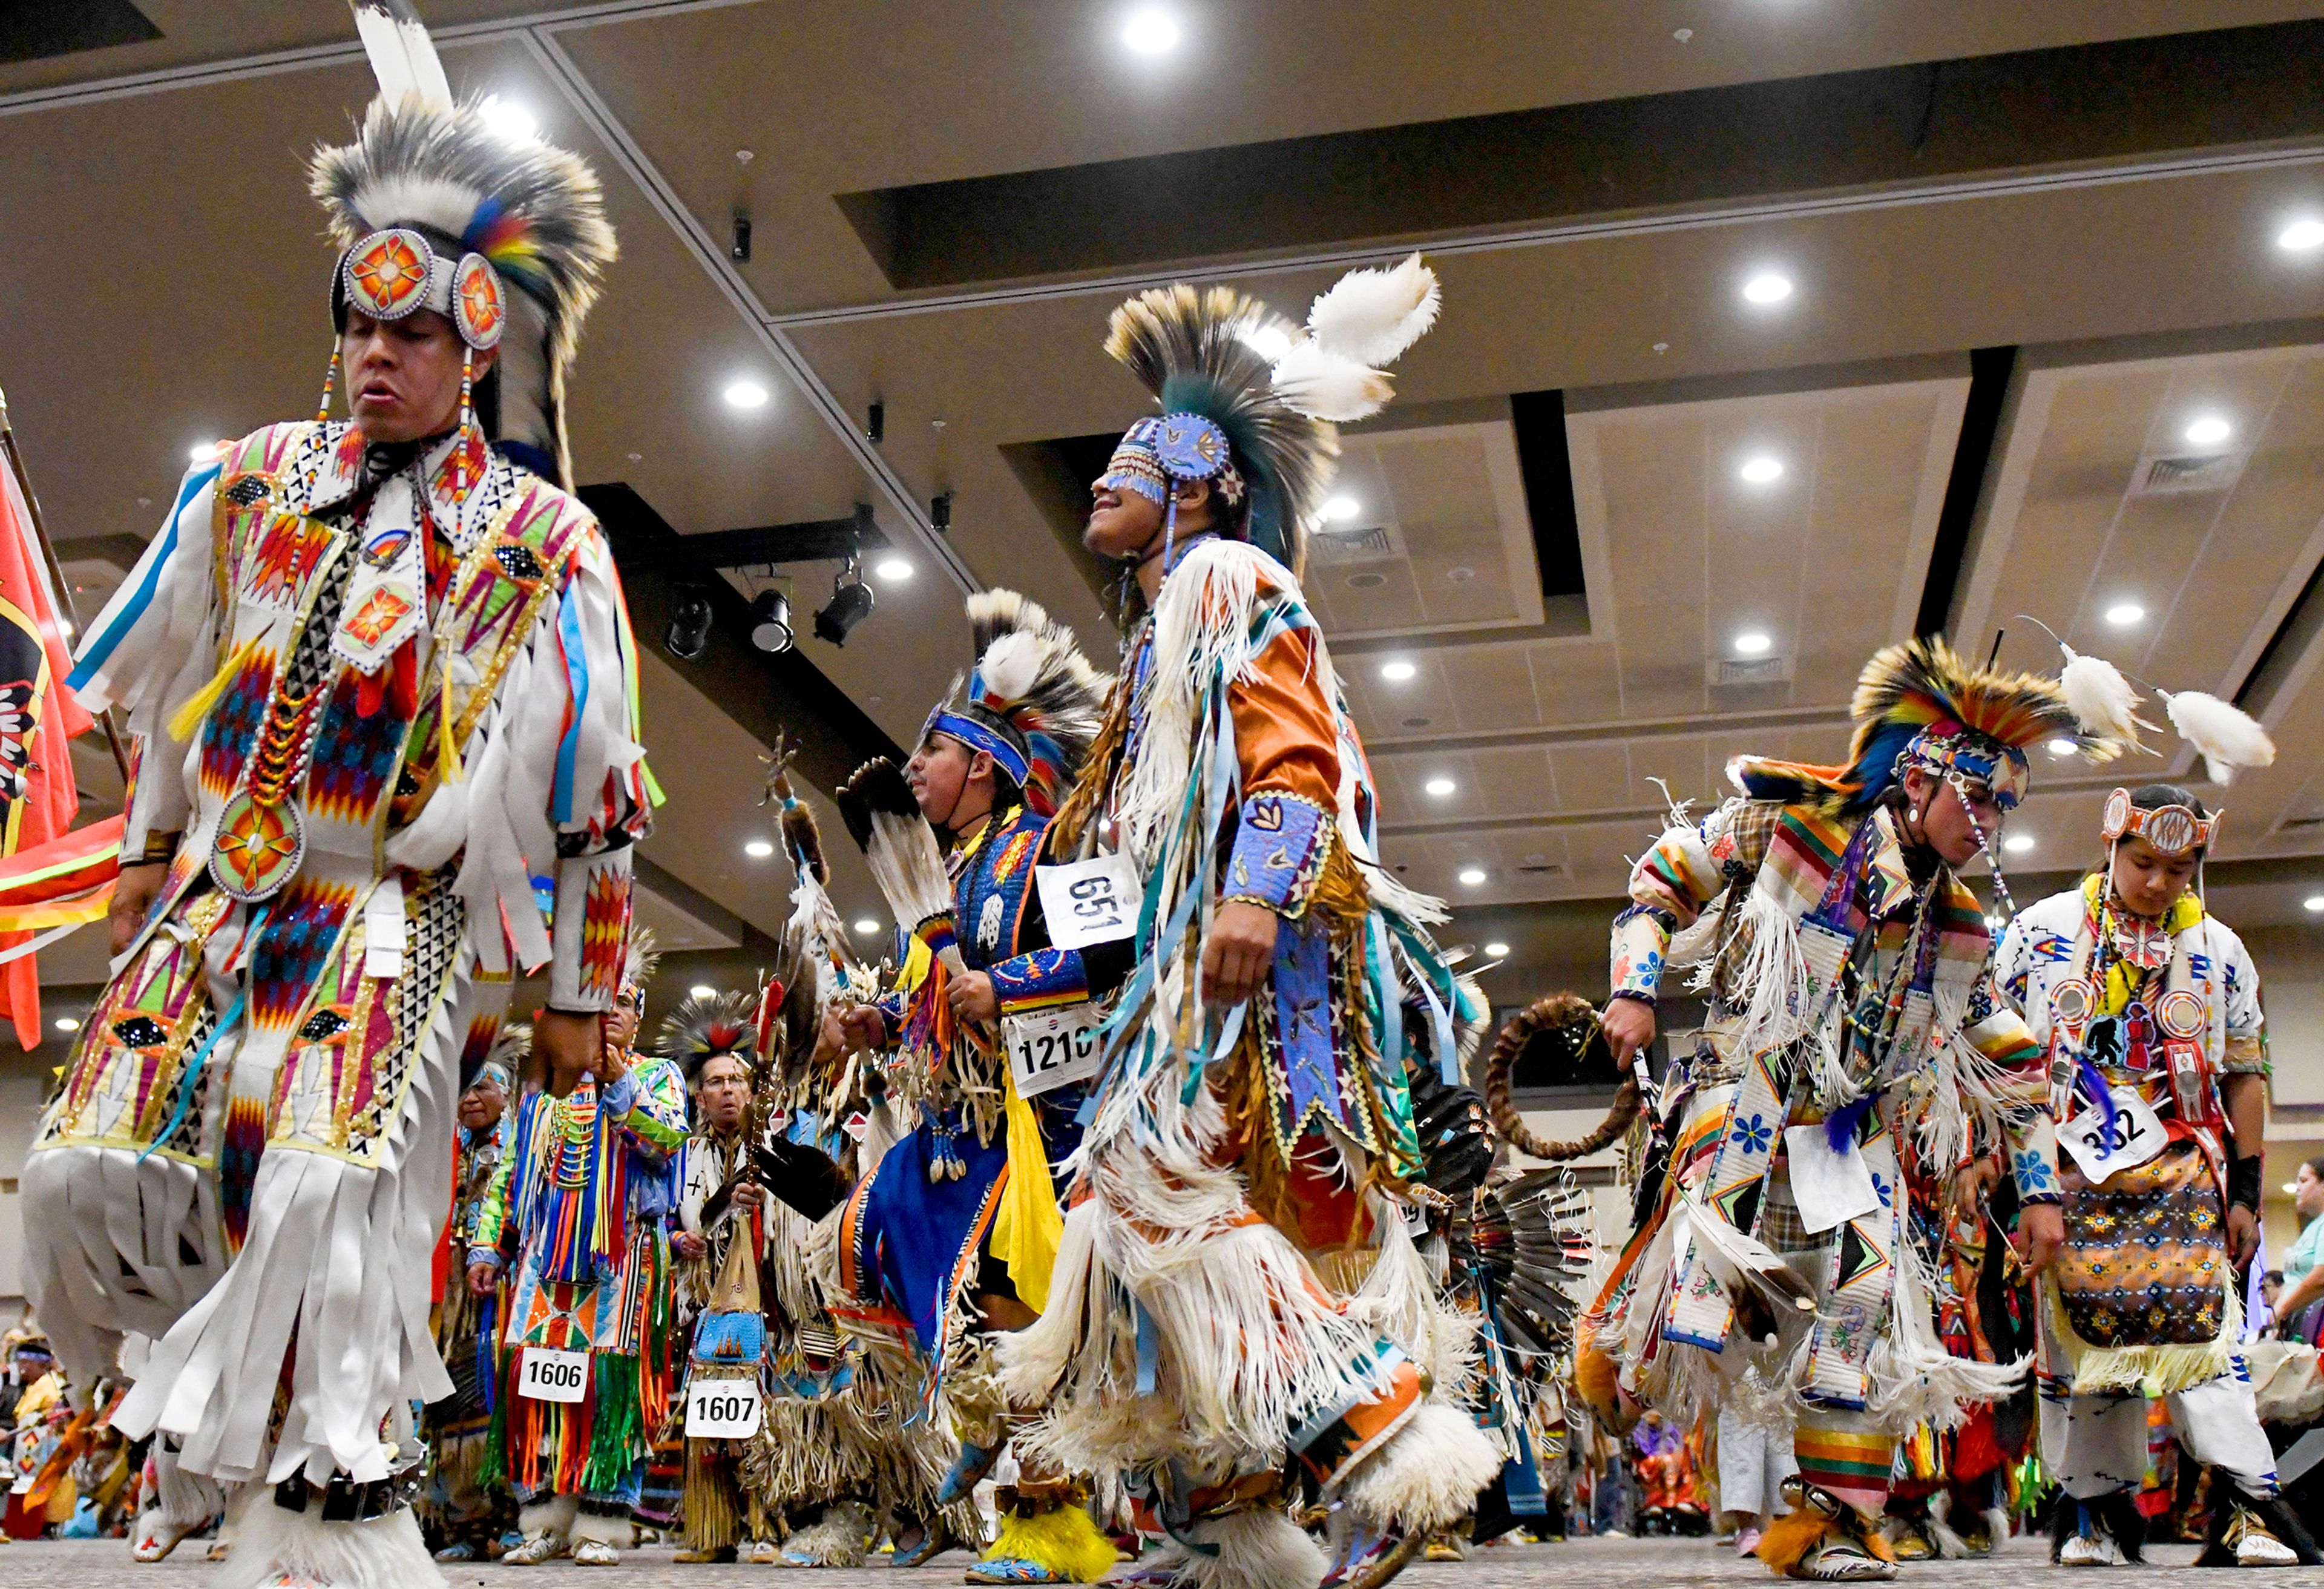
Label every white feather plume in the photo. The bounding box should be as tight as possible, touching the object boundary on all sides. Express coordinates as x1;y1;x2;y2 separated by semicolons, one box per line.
349;2;453;109
978;630;1039;703
1269;340;1394;423
2161;689;2276;785
2058;645;2156;751
1304;252;1442;368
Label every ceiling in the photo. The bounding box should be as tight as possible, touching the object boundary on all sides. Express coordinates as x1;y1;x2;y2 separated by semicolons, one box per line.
6;1;2324;1033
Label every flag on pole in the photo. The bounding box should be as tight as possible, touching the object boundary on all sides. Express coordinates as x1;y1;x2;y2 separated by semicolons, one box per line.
0;454;93;1047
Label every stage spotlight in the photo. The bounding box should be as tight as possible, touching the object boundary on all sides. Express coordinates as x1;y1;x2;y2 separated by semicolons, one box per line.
665;587;714;660
750;588;795;653
815;560;876;646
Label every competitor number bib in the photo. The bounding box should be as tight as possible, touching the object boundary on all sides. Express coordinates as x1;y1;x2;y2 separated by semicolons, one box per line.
1035;854;1139;951
685;1377;763;1439
517;1346;589;1403
2058;1085;2167;1184
1005;1005;1105;1097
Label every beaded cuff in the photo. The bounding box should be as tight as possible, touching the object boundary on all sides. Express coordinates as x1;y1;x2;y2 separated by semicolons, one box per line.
1226;791;1331;918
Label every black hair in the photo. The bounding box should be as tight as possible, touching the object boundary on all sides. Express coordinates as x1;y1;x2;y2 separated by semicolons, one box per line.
2130;783;2210;819
2306;1154;2324;1182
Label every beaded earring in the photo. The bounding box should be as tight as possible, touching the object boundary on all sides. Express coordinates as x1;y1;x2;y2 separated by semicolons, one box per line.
315;346;341;423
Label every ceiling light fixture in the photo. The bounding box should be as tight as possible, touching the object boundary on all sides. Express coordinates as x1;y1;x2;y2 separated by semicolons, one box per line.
815;554;876;646
2003;833;2035;854
1483;941;1511;958
2305;895;2324;914
723;378;769;409
54;1016;79;1032
2279;217;2324;253
1119;5;1183;54
477;93;539;143
2183;415;2232;447
1321;495;1362;523
188;441;218;462
1733;630;1773;655
1457;866;1487;886
1379;659;1417;682
1741;271;1794;306
1238;323;1292;361
2046;736;2078;757
665;587;714;661
688;984;716;999
749;588;793;653
2104;601;2145;627
873;557;914;581
1423;775;1456;797
1738;455;1784;484
744;839;775;859
853;918;881;935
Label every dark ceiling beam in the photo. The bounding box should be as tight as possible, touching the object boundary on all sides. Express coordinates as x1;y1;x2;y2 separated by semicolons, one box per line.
1917;345;2018;639
681;502;888;568
582;481;903;796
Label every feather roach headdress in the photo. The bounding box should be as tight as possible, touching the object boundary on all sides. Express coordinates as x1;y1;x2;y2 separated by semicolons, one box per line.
314;1;617;485
1730;636;2110;815
1097;254;1440;573
619;926;660;1013
920;590;1110;817
660;989;755;1080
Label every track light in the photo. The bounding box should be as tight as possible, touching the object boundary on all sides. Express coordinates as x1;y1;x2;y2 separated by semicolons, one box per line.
665;587;713;661
750;588;794;653
931;491;954;534
865;400;884;444
815;556;875;646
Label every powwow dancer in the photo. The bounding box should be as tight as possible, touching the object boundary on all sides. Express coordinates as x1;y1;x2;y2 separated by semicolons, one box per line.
467;935;688;1565
1995;781;2317;1567
996;259;1503;1589
21;4;647;1581
422;1042;520;1561
831;590;1123;1584
1588;637;2105;1581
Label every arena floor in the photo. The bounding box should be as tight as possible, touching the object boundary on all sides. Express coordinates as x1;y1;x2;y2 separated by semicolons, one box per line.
5;1532;2318;1587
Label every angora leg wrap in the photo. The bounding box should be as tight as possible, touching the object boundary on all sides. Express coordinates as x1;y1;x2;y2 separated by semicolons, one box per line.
518;1492;579;1541
214;1498;443;1589
1140;1508;1324;1589
1334;1402;1502;1535
783;1498;873;1566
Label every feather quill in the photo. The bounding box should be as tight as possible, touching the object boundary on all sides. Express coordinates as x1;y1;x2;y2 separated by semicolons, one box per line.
2159;688;2276;785
2058;647;2158;752
347;1;453;108
1674;1199;1818;1314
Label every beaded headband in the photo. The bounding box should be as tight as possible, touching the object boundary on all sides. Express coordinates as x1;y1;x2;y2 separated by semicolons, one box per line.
2101;787;2219;857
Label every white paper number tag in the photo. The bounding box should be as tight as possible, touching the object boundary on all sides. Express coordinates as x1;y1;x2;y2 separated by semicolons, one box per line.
2058;1085;2167;1184
685;1377;763;1439
1005;1004;1106;1098
1036;853;1141;952
517;1346;589;1403
1783;1125;1882;1235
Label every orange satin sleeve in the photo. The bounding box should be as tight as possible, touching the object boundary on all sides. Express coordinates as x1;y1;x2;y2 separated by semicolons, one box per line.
1227;622;1340;809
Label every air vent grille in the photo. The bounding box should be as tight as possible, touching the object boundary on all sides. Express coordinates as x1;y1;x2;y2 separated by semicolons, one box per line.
1709;654;1793;686
1308;522;1404;564
2131;452;2248;496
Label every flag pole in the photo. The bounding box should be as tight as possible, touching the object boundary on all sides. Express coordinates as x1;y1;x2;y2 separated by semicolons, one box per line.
0;382;131;782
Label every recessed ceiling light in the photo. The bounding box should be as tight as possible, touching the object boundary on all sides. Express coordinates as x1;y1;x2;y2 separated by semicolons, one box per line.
1733;631;1773;655
723;379;769;409
1237;323;1292;361
2104;601;2145;627
477;94;539;143
1321;495;1362;522
1738;455;1784;485
1119;5;1183;54
688;984;716;999
1423;775;1456;796
1741;271;1794;306
2003;833;2036;854
2184;415;2233;447
1457;866;1487;886
744;839;775;858
2305;895;2324;914
2279;217;2324;253
1379;659;1417;682
54;1016;79;1032
187;441;217;462
2046;737;2078;757
1483;941;1511;958
853;918;881;935
873;558;913;581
